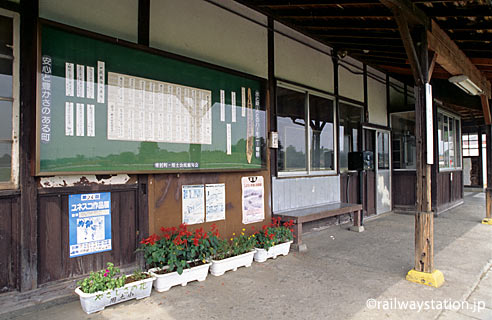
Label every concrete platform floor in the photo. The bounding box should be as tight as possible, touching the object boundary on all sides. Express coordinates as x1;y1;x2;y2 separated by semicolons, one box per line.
5;192;492;320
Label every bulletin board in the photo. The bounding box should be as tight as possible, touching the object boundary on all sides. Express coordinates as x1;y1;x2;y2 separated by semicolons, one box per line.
36;23;267;175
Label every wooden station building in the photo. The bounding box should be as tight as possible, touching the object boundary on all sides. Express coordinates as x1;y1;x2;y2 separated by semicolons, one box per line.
0;0;491;295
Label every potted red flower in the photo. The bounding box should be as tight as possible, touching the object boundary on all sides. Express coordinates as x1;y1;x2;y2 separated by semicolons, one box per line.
253;218;295;262
138;223;219;292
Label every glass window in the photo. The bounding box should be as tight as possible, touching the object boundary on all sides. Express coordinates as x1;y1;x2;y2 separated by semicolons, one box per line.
462;133;479;157
0;14;14;184
438;111;461;170
277;85;336;174
309;95;334;171
339;102;363;172
277;87;306;172
391;111;416;169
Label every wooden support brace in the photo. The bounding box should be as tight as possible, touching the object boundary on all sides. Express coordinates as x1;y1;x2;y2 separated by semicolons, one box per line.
480;95;491;126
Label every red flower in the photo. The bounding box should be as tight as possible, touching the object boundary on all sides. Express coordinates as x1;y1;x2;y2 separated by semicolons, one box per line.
211;223;217;230
193;238;199;246
251;226;255;231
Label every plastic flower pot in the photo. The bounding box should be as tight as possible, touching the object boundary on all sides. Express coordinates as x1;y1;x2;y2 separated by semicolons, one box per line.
75;275;155;314
254;241;293;263
149;262;211;292
209;250;256;276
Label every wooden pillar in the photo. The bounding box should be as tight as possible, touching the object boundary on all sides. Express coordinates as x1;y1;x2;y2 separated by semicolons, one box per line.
484;125;492;222
19;0;39;291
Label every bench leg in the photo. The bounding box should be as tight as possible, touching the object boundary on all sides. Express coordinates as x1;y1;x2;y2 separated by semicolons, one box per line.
350;210;365;232
291;221;308;252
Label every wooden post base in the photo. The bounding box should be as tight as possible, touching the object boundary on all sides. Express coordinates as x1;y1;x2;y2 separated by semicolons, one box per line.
482;218;492;225
406;269;445;288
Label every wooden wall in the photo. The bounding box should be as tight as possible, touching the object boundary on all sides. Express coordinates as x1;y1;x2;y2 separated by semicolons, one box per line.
392;171;417;210
340;172;359;204
37;186;139;285
148;171;271;241
436;170;463;212
0;194;20;292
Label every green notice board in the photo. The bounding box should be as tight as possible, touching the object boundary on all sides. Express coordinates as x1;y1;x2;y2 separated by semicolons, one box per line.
37;24;266;175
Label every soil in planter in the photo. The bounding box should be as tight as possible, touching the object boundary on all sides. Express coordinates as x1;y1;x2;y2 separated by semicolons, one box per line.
153;260;207;275
124;273;152;285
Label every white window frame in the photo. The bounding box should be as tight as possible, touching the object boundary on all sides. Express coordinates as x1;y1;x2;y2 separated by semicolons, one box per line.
0;8;19;189
338;99;364;173
389;111;417;172
438;108;462;172
277;81;338;177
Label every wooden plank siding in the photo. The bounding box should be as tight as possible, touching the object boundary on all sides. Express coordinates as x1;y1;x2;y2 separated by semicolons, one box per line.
37;189;138;285
392;171;417;209
0;195;20;292
340;172;359;204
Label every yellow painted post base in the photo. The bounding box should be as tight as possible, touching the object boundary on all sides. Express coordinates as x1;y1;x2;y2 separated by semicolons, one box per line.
406;269;445;288
482;218;492;225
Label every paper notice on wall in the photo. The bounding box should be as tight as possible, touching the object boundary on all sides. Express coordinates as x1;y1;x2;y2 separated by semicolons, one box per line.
65;62;74;97
231;91;236;123
97;61;105;103
76;64;85;98
65;102;74;136
87;104;95;137
241;87;246;117
182;185;205;225
241;176;264;224
76;103;85;136
86;66;95;99
339;126;344;152
226;123;232;155
205;183;226;222
220;89;225;122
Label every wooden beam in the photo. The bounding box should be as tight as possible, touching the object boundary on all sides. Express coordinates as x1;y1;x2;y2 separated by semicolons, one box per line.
427;20;491;98
428;51;437;81
380;0;430;28
486;125;492;219
481;95;491;125
391;8;424;84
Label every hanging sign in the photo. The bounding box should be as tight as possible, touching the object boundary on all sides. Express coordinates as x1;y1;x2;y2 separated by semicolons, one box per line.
69;192;111;258
241;176;265;224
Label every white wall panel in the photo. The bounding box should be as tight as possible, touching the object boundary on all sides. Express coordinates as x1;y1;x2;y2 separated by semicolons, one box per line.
339;57;364;102
150;0;267;78
272;176;340;212
39;0;138;42
274;22;334;93
368;67;388;126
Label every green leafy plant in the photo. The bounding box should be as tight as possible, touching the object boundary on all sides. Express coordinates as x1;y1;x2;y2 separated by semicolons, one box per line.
130;268;150;282
77;262;126;294
214;229;256;260
138;223;220;275
254;218;295;251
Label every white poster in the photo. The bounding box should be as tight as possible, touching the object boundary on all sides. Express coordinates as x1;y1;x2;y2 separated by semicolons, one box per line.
65;62;74;97
97;61;105;103
231;91;236;123
86;66;95;99
241;176;265;224
220;89;225;122
76;64;85;98
76;103;85;136
205;183;226;222
226;123;232;155
65;102;74;136
182;185;205;225
241;87;246;117
87;104;95;137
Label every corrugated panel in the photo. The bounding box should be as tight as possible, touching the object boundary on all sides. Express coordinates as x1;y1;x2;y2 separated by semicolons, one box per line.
272;176;340;212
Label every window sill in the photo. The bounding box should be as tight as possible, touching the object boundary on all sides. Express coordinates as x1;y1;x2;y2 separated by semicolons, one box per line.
276;170;338;179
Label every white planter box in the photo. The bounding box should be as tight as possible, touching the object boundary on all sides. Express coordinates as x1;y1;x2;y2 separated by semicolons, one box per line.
254;241;293;263
149;262;211;292
210;250;256;276
75;276;155;314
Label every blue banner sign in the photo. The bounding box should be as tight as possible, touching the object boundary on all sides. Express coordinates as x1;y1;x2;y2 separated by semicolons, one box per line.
69;192;112;258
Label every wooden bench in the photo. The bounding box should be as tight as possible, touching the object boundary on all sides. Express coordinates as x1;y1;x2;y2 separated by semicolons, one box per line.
273;202;364;251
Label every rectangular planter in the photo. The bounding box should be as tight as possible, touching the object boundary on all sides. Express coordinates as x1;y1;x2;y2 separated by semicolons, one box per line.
254;241;293;263
210;250;256;276
149;262;211;292
75;276;155;314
